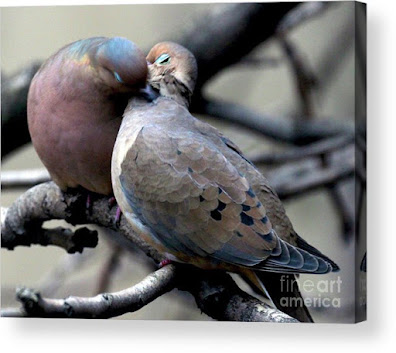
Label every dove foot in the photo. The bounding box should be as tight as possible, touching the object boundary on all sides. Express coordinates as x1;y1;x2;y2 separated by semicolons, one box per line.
85;194;93;215
114;206;122;225
158;259;172;268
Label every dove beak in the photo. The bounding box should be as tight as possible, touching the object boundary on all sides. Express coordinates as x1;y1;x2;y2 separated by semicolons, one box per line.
139;84;160;102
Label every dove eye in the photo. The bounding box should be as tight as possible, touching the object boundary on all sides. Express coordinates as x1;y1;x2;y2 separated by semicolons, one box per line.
155;53;171;65
114;71;124;83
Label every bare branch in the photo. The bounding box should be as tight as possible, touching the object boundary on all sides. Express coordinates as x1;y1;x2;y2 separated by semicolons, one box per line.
1;168;51;189
95;245;122;294
234;56;284;68
278;36;317;118
328;181;355;239
1;307;27;317
277;2;332;34
195;97;354;145
269;158;354;200
1;182;298;322
178;3;299;91
178;268;298;323
1;62;41;158
14;265;177;319
1;206;98;253
250;135;353;165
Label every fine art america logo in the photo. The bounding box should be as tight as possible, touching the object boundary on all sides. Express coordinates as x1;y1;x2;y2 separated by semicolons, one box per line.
280;275;342;308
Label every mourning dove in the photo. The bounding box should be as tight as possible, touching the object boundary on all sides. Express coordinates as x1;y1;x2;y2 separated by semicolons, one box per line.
112;42;339;322
28;37;148;195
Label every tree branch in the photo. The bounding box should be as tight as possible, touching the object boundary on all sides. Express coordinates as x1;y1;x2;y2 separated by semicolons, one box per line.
250;135;353;165
194;97;354;145
1;182;298;322
268;157;354;200
276;2;331;34
178;2;299;91
14;265;178;319
1;206;98;253
1;168;51;189
1;62;41;158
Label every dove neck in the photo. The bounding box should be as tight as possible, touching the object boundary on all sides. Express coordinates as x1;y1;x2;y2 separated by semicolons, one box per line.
149;78;192;108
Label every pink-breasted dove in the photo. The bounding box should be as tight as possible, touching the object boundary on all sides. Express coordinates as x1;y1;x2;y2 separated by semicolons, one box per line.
28;37;148;195
112;42;339;322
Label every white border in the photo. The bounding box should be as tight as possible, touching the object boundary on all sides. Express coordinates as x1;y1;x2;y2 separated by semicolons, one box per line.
1;0;395;351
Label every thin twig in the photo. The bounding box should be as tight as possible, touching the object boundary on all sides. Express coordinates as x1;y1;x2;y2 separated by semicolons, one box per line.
38;251;95;297
95;245;122;294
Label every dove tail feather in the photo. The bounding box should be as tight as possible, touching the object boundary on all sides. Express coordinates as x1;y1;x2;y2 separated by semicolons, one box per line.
294;233;340;272
254;230;339;274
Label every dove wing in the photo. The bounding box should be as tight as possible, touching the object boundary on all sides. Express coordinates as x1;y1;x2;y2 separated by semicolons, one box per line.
118;122;278;267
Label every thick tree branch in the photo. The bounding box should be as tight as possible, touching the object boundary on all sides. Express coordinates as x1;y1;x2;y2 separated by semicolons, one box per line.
179;3;299;91
178;268;298;322
1;182;297;322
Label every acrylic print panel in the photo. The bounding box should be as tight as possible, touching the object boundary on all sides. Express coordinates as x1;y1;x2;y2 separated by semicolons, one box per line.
1;2;366;323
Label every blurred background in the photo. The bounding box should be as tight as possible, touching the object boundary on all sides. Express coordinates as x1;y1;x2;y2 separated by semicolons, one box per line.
1;2;364;322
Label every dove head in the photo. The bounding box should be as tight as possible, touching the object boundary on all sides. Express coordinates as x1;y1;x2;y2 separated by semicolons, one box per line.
67;37;148;94
146;42;197;107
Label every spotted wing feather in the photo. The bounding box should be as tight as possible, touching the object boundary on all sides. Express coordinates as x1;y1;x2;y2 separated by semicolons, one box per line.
119;124;279;267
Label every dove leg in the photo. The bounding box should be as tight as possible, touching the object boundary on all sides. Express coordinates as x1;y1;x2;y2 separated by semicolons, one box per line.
158;259;173;268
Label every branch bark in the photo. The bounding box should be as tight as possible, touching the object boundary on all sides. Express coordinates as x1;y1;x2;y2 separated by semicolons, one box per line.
14;265;178;319
1;207;98;253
